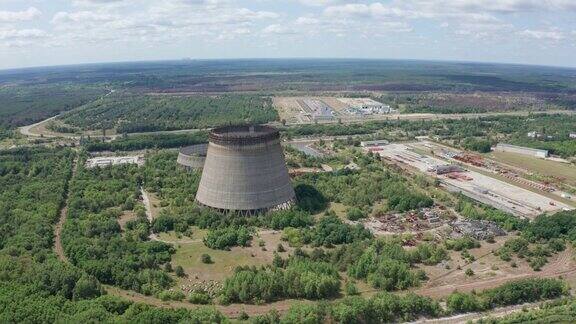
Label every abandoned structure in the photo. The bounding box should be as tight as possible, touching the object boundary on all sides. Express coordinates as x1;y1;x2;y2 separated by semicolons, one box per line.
195;125;296;215
177;144;208;171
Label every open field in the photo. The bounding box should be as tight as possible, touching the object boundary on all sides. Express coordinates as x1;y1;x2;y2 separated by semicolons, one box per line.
417;245;576;299
171;230;290;286
372;143;572;218
488;151;576;187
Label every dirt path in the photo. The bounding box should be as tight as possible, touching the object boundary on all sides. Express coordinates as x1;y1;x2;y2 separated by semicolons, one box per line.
105;285;303;318
413;300;552;324
140;187;159;242
416;247;576;298
53;156;78;263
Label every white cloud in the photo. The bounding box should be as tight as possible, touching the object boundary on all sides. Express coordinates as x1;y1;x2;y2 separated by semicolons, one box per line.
519;28;566;41
0;28;46;40
262;24;296;35
48;1;279;45
0;7;42;23
294;17;320;25
297;0;349;6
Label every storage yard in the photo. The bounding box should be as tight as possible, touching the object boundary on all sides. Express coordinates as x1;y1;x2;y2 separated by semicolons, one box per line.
273;96;395;124
368;142;572;218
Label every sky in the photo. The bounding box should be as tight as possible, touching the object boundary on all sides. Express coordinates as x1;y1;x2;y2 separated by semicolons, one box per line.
0;0;575;70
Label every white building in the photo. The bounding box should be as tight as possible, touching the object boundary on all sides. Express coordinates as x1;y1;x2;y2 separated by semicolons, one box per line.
527;131;542;138
569;133;576;139
338;98;393;115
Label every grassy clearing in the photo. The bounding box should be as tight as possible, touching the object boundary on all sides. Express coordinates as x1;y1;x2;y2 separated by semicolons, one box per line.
171;231;288;284
118;210;137;231
488;151;576;186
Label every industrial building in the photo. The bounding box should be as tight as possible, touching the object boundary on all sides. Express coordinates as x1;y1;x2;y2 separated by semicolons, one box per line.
177;144;208;171
338;98;392;115
298;99;334;121
360;140;389;148
195;125;296;215
494;143;549;158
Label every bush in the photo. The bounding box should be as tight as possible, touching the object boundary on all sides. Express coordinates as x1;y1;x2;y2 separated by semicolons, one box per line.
446;292;484;313
345;281;359;296
175;266;185;277
201;254;213;264
268;209;314;230
203;226;252;250
346;208;367;221
188;291;211;304
72;275;103;301
445;237;480;251
465;268;474;276
158;290;185;301
220;258;341;303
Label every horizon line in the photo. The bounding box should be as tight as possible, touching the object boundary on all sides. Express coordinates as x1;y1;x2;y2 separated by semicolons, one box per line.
1;56;576;74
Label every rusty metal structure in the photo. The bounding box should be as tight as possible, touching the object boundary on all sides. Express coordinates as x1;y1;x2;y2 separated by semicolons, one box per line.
195;125;295;215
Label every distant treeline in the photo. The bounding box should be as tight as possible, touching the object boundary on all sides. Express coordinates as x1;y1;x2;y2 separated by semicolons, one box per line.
0;84;105;128
84;131;208;151
62;94;278;133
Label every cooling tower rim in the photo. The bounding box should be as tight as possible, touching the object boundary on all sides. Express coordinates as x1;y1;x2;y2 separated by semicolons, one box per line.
179;143;208;156
209;125;279;146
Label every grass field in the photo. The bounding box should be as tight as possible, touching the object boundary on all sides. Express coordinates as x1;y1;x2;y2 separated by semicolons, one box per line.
488;151;576;186
171;230;289;284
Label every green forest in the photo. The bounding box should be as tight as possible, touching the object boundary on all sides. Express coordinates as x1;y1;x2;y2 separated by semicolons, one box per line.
61;94;278;133
1;146;575;323
0;84;105;128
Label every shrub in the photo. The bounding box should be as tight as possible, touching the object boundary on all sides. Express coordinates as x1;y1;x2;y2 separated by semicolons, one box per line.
203;226;252;250
201;254;213;264
446;292;484;313
346;208;366;221
175;266;185;277
345;281;359;296
188;291;212;304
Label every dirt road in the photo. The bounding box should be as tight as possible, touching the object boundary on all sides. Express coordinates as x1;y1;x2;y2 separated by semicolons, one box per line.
53;156;78;263
416;247;575;299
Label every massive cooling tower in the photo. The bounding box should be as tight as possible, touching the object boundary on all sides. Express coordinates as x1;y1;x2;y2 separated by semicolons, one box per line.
195;125;296;215
177;144;208;171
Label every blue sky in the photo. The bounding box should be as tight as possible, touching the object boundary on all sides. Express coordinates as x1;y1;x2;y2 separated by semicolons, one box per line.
0;0;575;69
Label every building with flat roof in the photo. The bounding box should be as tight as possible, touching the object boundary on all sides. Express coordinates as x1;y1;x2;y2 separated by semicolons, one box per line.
338;98;392;115
360;140;389;147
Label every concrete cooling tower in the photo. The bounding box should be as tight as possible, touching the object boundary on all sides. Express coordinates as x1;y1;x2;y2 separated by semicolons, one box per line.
195;125;296;215
177;144;208;171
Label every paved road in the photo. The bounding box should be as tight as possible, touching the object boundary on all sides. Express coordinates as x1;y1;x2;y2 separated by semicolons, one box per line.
19;109;575;140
